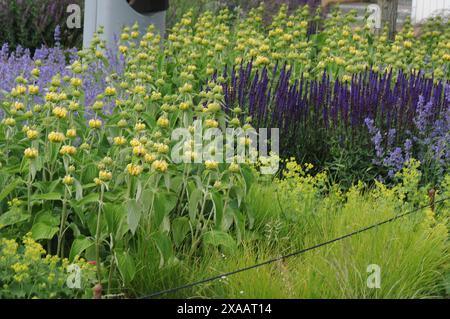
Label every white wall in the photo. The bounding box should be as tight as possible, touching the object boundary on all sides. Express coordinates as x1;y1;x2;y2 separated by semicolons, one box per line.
412;0;450;24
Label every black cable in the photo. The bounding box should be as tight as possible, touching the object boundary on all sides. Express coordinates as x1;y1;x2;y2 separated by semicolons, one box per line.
139;197;450;299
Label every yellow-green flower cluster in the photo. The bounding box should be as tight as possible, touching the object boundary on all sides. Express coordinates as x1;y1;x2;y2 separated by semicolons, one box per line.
0;234;96;299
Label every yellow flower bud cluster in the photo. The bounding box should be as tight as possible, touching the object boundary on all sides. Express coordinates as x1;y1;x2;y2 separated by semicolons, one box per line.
48;132;65;143
24;147;39;159
127;163;144;176
60;145;77;156
151;159;169;173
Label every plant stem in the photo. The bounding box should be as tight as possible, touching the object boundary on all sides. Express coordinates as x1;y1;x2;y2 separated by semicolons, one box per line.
56;187;69;258
189;174;211;257
95;185;105;282
27;170;32;216
107;250;115;295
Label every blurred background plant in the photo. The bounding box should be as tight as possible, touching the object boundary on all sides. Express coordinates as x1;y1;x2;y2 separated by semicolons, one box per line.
0;0;83;51
0;0;319;49
166;0;320;29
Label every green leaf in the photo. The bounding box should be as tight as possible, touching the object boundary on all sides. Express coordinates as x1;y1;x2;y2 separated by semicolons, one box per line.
30;222;59;241
127;199;142;235
152;192;177;229
152;232;173;268
172;217;190;247
188;189;203;222
30;162;37;181
32;192;62;201
202;230;236;251
104;203;128;241
74;179;83;200
69;236;94;261
34;210;59;227
212;192;224;230
77;193;99;206
141;188;154;213
0;208;29;228
115;251;136;284
233;209;245;243
241;166;255;193
81;164;98;184
230;185;244;207
0;179;22;202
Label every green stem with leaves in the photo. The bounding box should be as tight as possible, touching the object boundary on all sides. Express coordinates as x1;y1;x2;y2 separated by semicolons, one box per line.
95;185;105;282
56;186;69;257
189;174;211;257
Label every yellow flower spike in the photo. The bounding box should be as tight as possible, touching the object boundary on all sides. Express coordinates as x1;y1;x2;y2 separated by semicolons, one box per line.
151;160;169;173
205;119;219;128
213;180;222;189
133;85;146;95
133;145;147;157
205;160;219;170
118;119;128;128
104;86;117;96
26;129;39;140
52;107;68;119
3;117;16;126
135;122;146;132
24;147;39;159
66;129;77;138
129;138;140;147
119;45;128;54
179;102;191;111
238;137;252;146
152;142;168;154
114;136;127;146
254;56;270;66
57;93;68;102
62;175;73;185
13;102;24;112
229;163;240;173
69;101;80;111
89;119;102;129
99;170;113;182
157;116;170;128
179;83;193;94
59;145;77;156
70;77;82;87
80;142;90;151
31;68;40;77
151;92;162;101
144;153;157;164
127;163;143;176
207;102;221;113
92;101;104;111
28;85;39;95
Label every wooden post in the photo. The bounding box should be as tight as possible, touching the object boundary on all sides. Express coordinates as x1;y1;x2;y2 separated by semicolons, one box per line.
377;0;399;40
93;283;103;299
428;188;436;212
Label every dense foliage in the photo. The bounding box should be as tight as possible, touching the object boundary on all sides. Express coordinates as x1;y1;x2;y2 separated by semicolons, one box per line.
0;0;83;50
0;4;448;299
219;62;449;185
